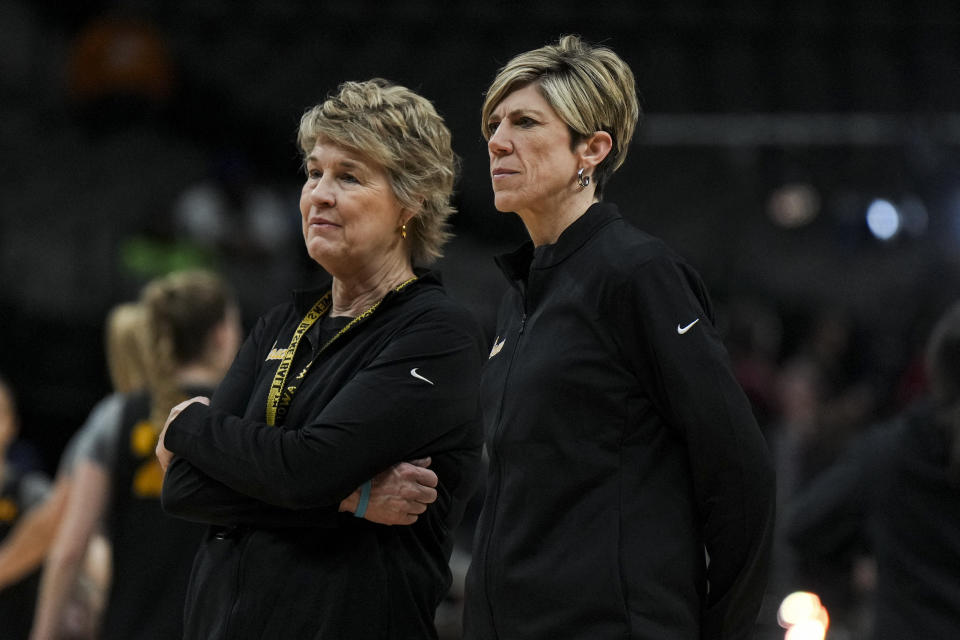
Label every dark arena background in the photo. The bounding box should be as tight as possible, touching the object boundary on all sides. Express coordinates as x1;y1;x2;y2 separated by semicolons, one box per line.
1;1;959;638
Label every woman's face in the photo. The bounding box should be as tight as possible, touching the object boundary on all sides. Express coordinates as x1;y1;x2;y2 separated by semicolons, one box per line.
486;83;580;216
300;140;409;276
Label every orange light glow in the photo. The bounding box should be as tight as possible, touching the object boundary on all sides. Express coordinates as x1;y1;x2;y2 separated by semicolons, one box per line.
778;591;830;640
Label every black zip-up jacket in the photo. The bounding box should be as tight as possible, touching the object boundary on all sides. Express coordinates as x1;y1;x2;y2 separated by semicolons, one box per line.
464;203;775;640
161;272;484;640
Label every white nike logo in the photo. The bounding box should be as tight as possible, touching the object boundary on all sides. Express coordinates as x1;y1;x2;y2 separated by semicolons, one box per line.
677;318;699;334
488;336;506;359
409;368;434;385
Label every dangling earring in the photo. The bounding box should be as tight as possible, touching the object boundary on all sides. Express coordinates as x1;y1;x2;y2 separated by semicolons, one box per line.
577;168;591;189
400;223;407;239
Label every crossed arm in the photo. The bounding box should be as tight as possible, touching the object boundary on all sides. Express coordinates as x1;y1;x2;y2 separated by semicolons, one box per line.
157;399;438;528
155;302;481;531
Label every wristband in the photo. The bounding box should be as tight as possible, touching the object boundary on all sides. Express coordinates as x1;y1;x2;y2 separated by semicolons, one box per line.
354;480;372;519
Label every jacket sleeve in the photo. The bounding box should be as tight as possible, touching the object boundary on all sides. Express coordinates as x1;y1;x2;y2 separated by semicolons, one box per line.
162;311;339;527
162;457;339;527
163;306;483;510
612;252;776;640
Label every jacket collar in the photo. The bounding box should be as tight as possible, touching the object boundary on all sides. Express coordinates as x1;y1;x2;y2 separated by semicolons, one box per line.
292;269;440;315
495;201;622;281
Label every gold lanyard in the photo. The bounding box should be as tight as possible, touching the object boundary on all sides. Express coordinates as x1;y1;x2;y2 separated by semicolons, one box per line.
265;276;418;427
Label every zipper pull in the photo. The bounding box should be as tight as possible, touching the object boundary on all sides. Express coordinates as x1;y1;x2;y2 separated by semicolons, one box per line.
518;313;527;335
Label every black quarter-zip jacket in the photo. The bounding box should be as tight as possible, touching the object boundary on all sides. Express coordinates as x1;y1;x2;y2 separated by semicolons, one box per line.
464;203;775;640
161;271;484;640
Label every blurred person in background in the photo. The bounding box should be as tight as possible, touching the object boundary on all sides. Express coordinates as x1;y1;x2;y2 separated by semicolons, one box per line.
0;376;51;639
156;79;484;640
761;358;864;637
31;270;242;640
786;300;960;640
0;302;150;639
723;297;784;429
464;35;775;640
797;307;877;459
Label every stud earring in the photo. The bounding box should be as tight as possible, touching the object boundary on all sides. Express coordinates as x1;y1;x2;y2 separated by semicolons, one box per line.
401;224;407;239
577;168;591;189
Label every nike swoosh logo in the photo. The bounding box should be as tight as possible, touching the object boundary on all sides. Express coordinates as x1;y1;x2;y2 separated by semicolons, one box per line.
488;336;506;359
677;319;699;334
410;368;434;385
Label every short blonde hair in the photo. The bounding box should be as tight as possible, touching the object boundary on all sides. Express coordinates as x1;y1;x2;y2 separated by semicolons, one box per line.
298;79;459;265
481;35;640;198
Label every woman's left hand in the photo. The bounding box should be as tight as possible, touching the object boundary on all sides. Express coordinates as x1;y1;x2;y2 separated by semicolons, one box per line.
156;396;210;471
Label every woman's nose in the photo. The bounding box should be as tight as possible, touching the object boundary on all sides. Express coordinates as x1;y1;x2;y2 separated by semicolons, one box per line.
310;177;335;206
488;125;511;156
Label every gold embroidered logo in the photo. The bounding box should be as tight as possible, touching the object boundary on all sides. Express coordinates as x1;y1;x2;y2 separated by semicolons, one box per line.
488;336;506;359
265;341;288;361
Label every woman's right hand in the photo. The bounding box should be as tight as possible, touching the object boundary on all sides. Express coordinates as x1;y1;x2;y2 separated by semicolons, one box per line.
156;396;210;472
340;458;438;525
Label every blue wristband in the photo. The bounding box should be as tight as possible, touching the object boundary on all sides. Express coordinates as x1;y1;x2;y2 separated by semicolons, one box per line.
354;480;372;519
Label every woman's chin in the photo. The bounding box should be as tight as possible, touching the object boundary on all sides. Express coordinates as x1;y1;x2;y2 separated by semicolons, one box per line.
305;241;335;267
492;193;521;214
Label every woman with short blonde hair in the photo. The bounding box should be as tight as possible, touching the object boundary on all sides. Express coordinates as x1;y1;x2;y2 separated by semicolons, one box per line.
158;80;483;640
298;77;459;265
481;34;639;199
466;36;774;640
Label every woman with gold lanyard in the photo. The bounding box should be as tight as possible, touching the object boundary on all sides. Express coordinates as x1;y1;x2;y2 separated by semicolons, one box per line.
156;79;484;640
